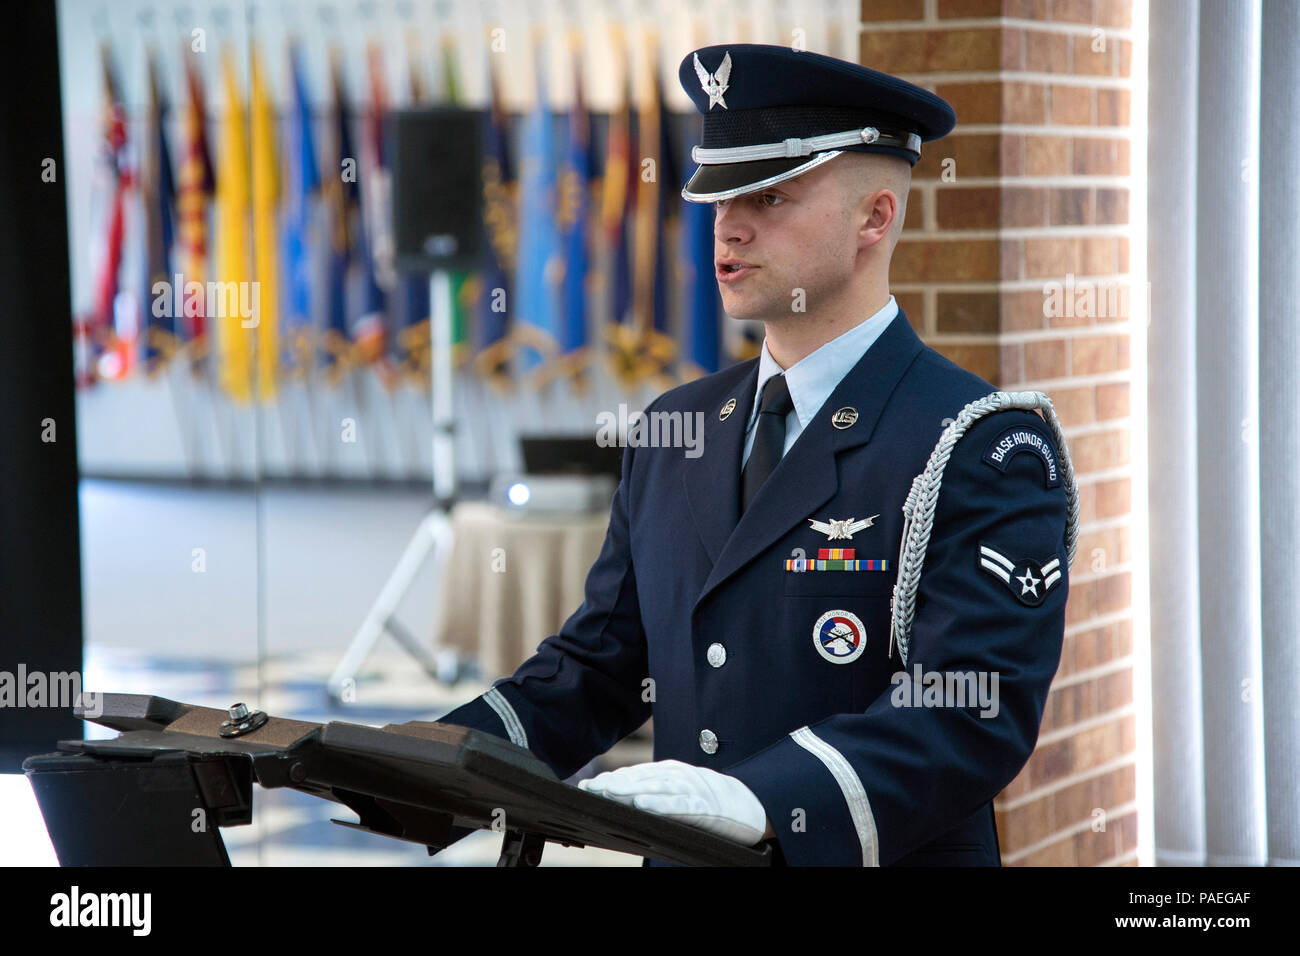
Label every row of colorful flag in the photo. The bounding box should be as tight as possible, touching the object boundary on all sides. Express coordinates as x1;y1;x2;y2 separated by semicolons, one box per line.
76;33;761;401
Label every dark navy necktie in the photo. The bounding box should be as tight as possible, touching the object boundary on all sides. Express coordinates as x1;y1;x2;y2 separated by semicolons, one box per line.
741;373;793;513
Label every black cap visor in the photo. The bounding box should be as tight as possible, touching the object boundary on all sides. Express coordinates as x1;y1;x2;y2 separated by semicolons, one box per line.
681;152;842;203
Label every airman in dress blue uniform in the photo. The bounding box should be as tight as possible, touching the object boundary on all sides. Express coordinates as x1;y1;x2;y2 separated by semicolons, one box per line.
437;44;1077;866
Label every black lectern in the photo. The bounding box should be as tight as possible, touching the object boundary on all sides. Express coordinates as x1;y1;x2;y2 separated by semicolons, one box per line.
23;694;772;867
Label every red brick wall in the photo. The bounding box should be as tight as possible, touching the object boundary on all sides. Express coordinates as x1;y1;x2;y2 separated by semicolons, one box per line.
860;0;1138;865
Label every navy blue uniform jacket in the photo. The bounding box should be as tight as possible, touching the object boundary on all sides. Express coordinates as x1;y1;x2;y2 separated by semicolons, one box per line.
439;307;1070;866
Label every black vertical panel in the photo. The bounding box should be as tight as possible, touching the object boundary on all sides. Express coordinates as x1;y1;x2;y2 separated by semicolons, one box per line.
0;1;84;770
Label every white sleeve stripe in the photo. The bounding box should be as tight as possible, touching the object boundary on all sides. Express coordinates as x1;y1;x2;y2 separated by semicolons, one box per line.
1041;558;1061;574
980;558;1012;583
979;545;1015;572
1044;570;1061;588
790;726;879;867
483;686;528;749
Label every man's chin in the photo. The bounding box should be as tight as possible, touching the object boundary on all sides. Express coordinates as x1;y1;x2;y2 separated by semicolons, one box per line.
724;304;787;325
720;292;779;324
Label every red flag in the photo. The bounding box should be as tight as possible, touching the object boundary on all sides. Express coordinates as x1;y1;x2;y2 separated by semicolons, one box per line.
80;45;135;384
176;51;216;369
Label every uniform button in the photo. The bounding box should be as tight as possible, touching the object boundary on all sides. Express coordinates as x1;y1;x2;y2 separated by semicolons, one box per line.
706;643;727;667
699;729;718;755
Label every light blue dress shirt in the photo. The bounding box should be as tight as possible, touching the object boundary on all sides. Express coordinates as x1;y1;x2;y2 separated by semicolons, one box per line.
741;295;900;470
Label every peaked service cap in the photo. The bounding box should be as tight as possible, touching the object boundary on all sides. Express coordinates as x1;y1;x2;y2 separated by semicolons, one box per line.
678;43;956;202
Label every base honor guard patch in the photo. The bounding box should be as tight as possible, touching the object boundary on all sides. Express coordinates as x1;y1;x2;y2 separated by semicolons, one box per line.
982;424;1060;488
785;550;890;571
813;610;867;664
978;542;1063;607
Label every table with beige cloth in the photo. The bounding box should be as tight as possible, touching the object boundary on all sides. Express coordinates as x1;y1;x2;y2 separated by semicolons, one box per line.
433;501;611;680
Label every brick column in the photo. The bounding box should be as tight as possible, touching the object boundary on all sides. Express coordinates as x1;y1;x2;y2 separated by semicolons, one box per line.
861;0;1138;865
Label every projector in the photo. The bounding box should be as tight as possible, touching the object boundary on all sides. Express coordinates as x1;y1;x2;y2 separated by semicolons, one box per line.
488;473;617;517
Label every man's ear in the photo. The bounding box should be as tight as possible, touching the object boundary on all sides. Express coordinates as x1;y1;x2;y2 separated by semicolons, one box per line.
858;188;899;250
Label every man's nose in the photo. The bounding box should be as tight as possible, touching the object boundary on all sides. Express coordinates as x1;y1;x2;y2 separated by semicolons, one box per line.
714;202;754;246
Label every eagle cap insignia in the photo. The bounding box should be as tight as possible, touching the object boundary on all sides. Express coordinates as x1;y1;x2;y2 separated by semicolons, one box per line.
808;515;879;540
693;51;732;110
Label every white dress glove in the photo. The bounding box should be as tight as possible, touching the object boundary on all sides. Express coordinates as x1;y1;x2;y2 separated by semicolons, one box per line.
578;759;768;845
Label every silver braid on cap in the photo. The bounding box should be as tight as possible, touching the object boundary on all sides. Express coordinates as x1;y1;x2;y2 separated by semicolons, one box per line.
888;391;1079;667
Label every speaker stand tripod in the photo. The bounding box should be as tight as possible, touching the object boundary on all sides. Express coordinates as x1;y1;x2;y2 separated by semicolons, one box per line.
328;270;462;702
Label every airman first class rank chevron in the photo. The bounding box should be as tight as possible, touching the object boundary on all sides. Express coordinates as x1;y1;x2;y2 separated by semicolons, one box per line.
977;541;1062;607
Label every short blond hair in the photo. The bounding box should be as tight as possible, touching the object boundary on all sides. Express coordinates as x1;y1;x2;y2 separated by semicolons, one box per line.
836;151;912;250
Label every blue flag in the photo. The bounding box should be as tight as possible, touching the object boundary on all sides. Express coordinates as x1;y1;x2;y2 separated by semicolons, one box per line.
473;66;515;389
282;44;320;377
321;52;358;382
628;45;677;386
512;53;562;377
142;53;177;374
678;115;719;377
551;57;592;387
387;48;431;384
601;71;635;382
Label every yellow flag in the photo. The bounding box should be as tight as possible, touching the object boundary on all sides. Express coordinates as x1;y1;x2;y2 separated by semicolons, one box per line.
215;49;252;402
250;44;279;400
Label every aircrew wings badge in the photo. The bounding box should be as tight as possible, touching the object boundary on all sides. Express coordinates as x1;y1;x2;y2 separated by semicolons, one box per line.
978;542;1063;607
808;515;879;540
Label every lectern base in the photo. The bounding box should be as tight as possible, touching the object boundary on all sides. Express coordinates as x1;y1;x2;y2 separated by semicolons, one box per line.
24;749;250;866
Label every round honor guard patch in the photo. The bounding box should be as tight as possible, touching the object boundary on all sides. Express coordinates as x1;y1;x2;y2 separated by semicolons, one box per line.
677;44;957;203
720;397;737;421
813;610;867;664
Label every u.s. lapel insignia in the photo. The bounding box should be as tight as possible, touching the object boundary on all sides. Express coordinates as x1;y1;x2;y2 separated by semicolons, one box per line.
693;51;732;110
978;542;1063;608
719;397;737;421
831;406;858;429
814;610;866;664
808;514;879;540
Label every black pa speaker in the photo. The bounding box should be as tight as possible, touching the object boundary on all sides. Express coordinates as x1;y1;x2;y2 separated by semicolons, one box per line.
390;107;485;273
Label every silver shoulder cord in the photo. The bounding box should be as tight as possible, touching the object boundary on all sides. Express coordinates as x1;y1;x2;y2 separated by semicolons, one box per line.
888;390;1080;667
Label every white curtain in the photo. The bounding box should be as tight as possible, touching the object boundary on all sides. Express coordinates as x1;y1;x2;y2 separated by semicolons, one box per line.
1148;0;1299;866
